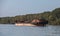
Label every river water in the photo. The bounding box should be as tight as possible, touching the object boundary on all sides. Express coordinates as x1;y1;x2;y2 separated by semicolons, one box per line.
0;24;60;36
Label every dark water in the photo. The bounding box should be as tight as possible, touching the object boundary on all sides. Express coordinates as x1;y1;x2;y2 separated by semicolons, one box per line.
0;24;60;36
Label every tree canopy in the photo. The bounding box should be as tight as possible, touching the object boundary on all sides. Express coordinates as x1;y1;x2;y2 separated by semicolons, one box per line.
0;8;60;25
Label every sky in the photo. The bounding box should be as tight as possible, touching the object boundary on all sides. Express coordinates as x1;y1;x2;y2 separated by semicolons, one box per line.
0;0;60;17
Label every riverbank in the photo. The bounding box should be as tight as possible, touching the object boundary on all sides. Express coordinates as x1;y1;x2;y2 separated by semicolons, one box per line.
0;23;60;26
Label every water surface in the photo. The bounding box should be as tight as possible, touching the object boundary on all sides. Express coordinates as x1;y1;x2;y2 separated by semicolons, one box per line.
0;24;60;36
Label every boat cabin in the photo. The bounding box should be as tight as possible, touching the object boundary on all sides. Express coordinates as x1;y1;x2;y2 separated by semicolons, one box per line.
31;19;48;26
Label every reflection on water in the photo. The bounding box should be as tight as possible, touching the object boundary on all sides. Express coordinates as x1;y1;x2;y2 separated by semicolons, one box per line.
0;24;60;36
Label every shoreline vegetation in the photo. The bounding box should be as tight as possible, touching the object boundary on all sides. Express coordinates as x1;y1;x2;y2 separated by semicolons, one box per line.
0;8;60;25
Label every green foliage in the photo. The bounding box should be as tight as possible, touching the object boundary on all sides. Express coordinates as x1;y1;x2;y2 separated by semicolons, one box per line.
0;8;60;25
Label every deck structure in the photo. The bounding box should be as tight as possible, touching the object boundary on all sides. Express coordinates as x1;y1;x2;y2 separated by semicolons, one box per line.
15;19;48;26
